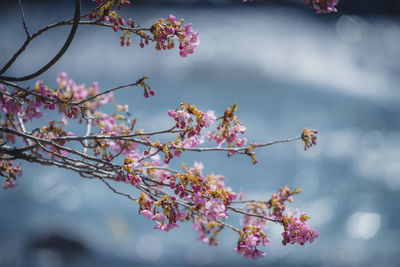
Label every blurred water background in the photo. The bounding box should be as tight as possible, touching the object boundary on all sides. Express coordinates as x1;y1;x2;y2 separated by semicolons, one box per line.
1;0;400;266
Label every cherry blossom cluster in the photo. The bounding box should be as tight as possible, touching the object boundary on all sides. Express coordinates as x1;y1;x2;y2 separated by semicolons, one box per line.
88;1;199;57
0;83;44;123
301;128;318;150
0;85;23;116
236;224;269;259
131;102;217;163
267;186;302;219
89;0;131;32
305;0;339;13
130;160;237;244
243;0;339;14
205;104;248;155
35;120;74;157
0;159;22;189
97;118;139;157
0;72;140;183
120;150;319;259
0;0;338;260
89;0;153;49
92;0;339;59
151;14;199;57
175;165;237;245
116;154;142;185
281;212;319;246
167;102;216;132
236;202;270;259
1;73;320;260
233;186;306;259
138;193;184;232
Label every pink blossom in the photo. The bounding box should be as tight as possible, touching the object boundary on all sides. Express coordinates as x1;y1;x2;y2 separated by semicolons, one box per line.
90;81;99;95
312;0;339;14
202;110;216;128
262;235;270;246
0;86;23;115
205;132;214;142
167;14;176;23
153;222;178;232
238;124;247;134
194;161;204;174
204;198;228;220
56;72;68;88
167;109;190;128
21;105;44;122
236;138;247;147
123;171;142;186
281;212;319;246
176;211;188;221
151;213;167;221
179;26;200;58
182;136;204;148
175;109;190;124
2;179;18;190
150;154;162;166
235;234;266;259
167;110;175;118
140;209;153;219
98;92;114;106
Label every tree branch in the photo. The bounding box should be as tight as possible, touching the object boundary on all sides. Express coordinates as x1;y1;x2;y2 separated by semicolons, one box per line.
0;0;81;81
75;76;147;105
17;0;30;37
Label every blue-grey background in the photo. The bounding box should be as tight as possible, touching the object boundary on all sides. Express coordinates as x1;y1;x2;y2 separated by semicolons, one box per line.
1;0;400;266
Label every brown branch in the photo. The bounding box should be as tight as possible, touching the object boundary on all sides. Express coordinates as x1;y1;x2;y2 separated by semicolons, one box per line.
184;136;301;153
75;20;151;39
50;128;182;142
17;0;30;37
227;206;283;224
0;0;81;81
0;8;152;78
0;126;118;167
99;177;138;202
0;80;54;102
75;76;147;105
231;199;269;204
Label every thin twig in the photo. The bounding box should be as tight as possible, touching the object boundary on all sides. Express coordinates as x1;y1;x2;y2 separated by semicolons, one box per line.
99;177;138;202
0;0;81;81
184;137;301;153
75;77;146;105
227;206;282;224
83;111;93;156
17;115;33;146
17;0;30;37
231;199;269;204
0;126;117;167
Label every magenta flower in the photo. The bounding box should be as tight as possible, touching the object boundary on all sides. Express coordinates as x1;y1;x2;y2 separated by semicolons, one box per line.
194;161;204;174
182;136;204;148
204;198;228;220
151;213;167;221
167;14;176;23
309;0;339;13
281;212;319;246
179;25;200;58
56;72;68;88
140;209;153;219
202;110;216;128
2;179;18;190
235;231;267;259
153;222;179;232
